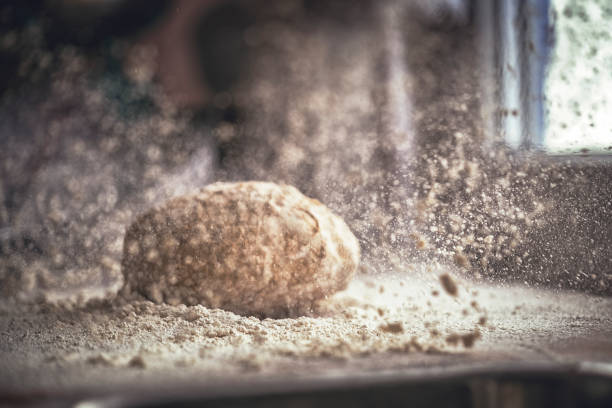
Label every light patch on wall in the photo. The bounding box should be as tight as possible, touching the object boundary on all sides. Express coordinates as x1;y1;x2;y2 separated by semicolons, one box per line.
545;0;612;153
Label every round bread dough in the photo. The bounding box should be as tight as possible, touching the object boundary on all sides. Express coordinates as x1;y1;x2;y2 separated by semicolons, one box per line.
121;181;360;317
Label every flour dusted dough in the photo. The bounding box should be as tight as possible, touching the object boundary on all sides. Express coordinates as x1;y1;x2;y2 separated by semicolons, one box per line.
121;182;360;317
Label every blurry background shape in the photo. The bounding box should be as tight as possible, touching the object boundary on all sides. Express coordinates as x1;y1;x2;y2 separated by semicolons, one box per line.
545;0;612;154
482;0;612;154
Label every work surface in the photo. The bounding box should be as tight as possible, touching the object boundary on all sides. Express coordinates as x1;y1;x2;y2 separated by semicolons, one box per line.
1;267;611;403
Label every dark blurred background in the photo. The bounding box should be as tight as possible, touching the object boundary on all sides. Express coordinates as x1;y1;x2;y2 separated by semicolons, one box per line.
0;0;610;300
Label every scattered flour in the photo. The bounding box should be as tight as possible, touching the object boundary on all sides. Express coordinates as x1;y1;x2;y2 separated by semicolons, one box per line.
2;268;611;396
0;266;492;391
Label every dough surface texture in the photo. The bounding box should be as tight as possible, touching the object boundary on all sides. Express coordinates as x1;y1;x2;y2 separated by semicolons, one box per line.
121;182;360;317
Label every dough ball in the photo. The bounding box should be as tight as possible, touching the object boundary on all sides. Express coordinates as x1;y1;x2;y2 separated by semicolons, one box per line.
121;181;360;317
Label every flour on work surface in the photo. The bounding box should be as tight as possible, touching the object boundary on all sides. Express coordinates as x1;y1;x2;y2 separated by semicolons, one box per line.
0;266;489;389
